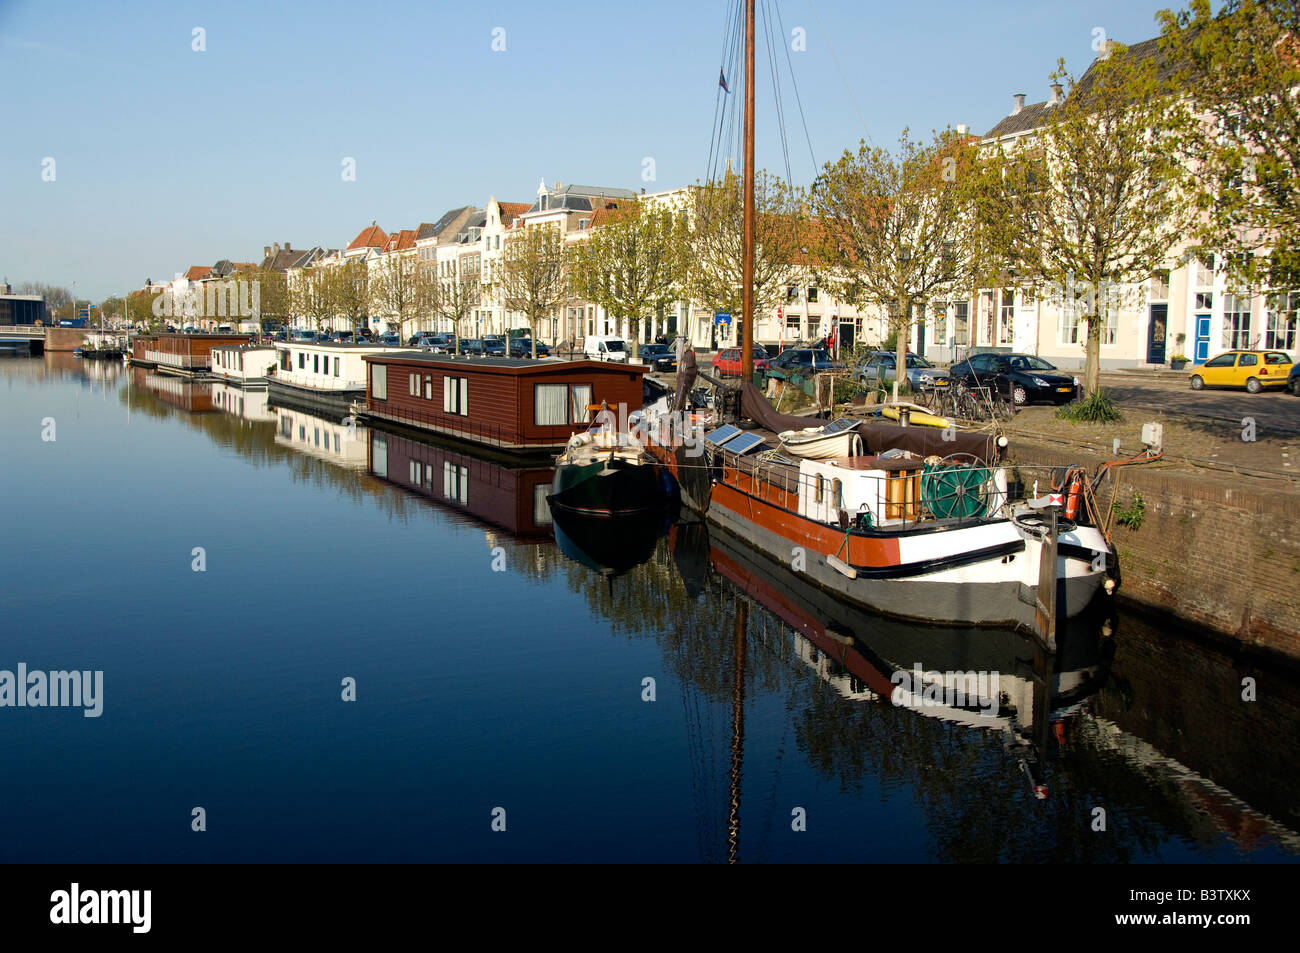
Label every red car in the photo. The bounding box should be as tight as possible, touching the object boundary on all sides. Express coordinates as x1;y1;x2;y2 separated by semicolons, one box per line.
712;345;771;376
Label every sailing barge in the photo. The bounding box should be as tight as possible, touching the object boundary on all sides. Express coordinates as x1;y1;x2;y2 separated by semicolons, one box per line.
647;385;1116;631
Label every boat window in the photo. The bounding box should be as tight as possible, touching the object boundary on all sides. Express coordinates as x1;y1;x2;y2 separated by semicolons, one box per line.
815;475;824;503
535;383;569;425
832;478;843;507
570;384;593;422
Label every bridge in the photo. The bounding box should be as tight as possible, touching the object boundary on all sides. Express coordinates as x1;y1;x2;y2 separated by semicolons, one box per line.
0;325;48;340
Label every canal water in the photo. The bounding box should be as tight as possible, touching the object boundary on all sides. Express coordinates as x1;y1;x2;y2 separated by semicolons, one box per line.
2;354;1297;863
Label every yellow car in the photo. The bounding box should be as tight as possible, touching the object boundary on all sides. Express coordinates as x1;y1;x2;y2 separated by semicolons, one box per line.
1189;350;1294;393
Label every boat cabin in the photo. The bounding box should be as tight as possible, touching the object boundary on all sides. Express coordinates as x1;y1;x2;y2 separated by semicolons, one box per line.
361;354;645;454
210;344;278;385
131;332;252;372
274;342;417;393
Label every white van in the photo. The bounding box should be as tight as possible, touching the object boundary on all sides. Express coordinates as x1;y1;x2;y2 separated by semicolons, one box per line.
583;335;629;363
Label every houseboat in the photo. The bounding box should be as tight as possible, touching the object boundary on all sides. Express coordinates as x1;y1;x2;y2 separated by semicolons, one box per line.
359;353;645;458
210;344;278;387
367;427;555;538
132;366;217;413
129;332;252;375
269;341;418;415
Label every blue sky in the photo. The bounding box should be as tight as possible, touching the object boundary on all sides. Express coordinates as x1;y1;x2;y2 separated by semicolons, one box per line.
1;0;1177;299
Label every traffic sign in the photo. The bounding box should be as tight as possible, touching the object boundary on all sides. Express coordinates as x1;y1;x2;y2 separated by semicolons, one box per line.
714;312;731;326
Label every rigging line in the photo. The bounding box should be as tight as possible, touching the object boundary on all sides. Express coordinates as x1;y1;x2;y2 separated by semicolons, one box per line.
774;0;819;179
710;0;742;182
762;0;794;185
806;0;873;146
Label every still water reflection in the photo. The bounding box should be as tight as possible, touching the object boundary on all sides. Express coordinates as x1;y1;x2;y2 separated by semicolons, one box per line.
1;354;1296;863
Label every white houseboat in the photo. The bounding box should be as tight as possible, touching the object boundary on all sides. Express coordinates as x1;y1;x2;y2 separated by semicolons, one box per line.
210;344;278;387
270;342;418;414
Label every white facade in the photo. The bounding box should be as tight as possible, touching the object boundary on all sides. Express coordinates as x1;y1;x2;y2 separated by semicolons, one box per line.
274;343;415;391
210;345;278;384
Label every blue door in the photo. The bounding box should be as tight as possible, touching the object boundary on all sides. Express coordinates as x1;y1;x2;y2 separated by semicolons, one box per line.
1194;315;1211;363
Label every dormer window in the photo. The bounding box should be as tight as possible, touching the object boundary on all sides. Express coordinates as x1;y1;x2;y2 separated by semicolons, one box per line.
579;219;590;229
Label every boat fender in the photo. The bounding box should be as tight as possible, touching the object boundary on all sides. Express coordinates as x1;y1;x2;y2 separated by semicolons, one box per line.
826;554;858;579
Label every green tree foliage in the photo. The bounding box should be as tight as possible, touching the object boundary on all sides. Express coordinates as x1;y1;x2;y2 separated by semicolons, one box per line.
813;129;978;392
568;201;687;356
1159;0;1300;293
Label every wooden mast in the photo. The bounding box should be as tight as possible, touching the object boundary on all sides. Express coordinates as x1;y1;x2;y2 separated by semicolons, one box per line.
741;0;755;381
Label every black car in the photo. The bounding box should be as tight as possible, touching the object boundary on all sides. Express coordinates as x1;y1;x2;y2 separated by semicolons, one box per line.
948;352;1078;405
458;338;484;356
768;347;845;374
637;342;677;372
481;335;507;357
1288;363;1300;395
508;338;550;358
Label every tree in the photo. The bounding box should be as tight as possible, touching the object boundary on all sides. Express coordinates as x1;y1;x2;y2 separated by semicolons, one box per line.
292;267;334;335
684;171;807;347
331;258;371;336
568;201;687;357
812;130;978;392
99;296;125;325
370;253;433;341
244;267;288;331
974;50;1193;395
1158;0;1300;293
495;225;565;357
431;258;480;353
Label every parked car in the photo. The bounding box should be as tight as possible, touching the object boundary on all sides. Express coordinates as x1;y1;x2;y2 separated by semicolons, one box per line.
766;347;844;374
637;342;677;372
948;352;1077;405
288;329;317;342
1189;350;1294;393
378;333;401;347
273;331;288;342
422;332;457;354
481;335;507;357
508;337;550;358
712;345;771;376
855;351;950;391
583;335;628;362
458;338;484;356
1289;363;1300;395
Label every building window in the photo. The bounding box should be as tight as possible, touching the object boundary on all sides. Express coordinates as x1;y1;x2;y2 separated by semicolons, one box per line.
1101;303;1118;345
371;363;387;400
1195;292;1213;311
570;384;593;424
535;383;569;426
1196;256;1215;287
444;375;468;415
298;352;305;369
786;313;801;334
1060;306;1080;345
953;301;969;346
409;372;418;397
313;354;320;374
1151;270;1170;300
999;289;1015;344
1223;294;1252;349
424;376;433;400
932;302;947;346
1266;293;1298;350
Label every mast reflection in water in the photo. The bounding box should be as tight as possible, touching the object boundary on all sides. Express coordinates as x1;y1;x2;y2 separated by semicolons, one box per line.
0;356;1296;863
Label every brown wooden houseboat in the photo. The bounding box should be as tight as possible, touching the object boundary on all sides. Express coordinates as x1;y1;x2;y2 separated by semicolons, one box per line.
360;354;646;456
130;333;252;374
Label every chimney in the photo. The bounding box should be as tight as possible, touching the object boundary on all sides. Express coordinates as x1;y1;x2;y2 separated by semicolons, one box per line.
1050;82;1063;105
264;246;271;258
1012;93;1026;115
285;241;291;252
273;242;280;255
956;123;968;136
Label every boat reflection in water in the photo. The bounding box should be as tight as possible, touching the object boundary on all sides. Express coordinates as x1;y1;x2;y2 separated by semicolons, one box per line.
274;406;369;470
132;366;216;413
549;504;674;581
680;521;1115;802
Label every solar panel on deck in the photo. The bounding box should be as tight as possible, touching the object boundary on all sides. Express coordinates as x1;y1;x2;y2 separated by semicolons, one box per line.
705;424;742;446
725;432;767;455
